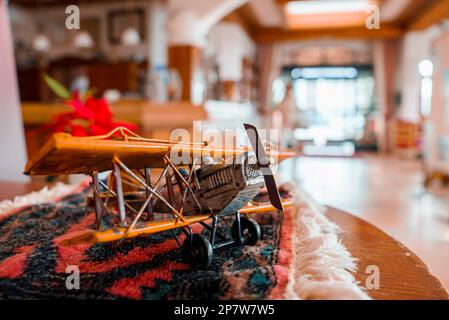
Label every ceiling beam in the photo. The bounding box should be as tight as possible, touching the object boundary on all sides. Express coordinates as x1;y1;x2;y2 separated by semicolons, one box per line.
407;0;449;30
235;2;262;31
221;2;262;40
276;0;388;6
393;0;438;27
221;11;255;37
11;0;125;7
253;24;404;44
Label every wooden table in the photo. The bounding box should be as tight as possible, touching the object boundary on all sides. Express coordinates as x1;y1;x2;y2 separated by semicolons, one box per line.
0;181;47;202
0;181;447;299
327;208;449;300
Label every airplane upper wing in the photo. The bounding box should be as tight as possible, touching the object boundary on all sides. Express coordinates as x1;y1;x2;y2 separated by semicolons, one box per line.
24;132;172;175
25;128;297;176
24;131;248;175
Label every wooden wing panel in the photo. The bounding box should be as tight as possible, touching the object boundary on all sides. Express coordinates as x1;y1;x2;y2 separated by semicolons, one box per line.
239;199;293;214
24;129;297;176
25;133;170;175
60;214;212;246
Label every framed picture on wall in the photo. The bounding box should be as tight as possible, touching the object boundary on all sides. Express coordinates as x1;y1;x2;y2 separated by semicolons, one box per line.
107;8;145;45
48;18;71;46
81;17;101;50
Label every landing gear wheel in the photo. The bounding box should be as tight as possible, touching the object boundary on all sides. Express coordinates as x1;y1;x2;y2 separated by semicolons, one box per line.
232;217;261;246
182;234;213;268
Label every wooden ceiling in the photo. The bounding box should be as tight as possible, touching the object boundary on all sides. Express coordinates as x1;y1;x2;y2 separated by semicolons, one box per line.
11;0;126;5
11;0;449;43
224;0;449;43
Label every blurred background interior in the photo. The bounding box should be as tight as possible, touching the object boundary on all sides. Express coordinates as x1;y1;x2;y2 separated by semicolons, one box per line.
2;0;449;290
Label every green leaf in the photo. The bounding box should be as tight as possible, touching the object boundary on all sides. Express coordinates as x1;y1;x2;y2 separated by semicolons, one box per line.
43;74;71;100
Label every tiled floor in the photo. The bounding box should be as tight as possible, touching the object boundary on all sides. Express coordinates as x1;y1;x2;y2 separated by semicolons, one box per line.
279;154;449;291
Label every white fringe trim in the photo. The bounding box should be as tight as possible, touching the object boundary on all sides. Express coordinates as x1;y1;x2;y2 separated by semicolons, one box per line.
0;183;78;216
284;183;371;300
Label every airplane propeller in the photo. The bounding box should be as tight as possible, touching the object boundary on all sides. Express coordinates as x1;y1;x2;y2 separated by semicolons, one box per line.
243;123;284;212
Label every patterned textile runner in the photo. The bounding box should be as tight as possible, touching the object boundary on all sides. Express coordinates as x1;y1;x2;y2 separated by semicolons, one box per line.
0;185;294;299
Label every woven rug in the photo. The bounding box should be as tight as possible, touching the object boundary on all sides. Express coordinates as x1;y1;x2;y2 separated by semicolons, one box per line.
0;182;369;300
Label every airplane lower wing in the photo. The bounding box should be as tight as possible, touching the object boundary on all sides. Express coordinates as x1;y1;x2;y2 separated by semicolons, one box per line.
60;199;293;246
60;214;211;246
239;199;293;214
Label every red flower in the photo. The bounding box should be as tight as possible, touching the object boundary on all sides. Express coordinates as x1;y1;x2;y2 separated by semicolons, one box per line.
85;97;112;125
46;92;137;137
67;92;96;120
71;124;88;137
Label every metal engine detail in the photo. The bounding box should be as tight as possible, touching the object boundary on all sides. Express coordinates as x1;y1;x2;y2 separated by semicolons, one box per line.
195;152;265;215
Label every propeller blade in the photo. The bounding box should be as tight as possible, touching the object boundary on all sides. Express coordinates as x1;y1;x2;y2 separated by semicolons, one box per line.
244;124;284;212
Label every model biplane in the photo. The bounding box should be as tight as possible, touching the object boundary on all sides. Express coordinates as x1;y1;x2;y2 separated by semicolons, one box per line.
25;124;295;268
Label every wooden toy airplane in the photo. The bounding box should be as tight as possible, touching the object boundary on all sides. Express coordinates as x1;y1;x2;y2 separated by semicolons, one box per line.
25;124;295;268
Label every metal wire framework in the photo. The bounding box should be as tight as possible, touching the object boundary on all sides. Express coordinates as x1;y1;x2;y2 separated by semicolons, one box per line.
89;154;203;236
79;126;284;268
88;153;248;254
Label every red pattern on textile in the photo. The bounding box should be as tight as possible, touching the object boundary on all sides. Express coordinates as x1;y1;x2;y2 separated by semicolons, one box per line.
107;262;190;299
268;207;295;299
53;213;186;274
54;239;181;274
0;245;36;279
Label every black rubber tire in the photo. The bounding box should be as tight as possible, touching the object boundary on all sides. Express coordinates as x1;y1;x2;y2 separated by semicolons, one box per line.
232;217;261;246
181;234;213;268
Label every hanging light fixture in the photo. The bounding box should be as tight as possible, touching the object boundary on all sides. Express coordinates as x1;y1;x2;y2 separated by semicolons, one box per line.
73;1;94;49
121;0;141;46
32;3;51;53
418;59;433;78
74;31;94;49
121;27;141;46
32;33;51;52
